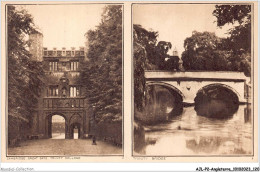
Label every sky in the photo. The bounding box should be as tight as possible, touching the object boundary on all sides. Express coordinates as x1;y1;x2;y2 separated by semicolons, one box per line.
133;4;233;55
20;4;106;50
19;4;105;123
17;4;233;54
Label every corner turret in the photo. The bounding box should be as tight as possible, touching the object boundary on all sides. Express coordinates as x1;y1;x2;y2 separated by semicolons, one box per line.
29;30;43;61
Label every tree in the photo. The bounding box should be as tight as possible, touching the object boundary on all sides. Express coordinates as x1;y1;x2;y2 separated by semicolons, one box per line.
133;28;147;112
79;5;122;123
155;41;172;69
213;5;251;76
133;25;179;112
133;24;158;70
181;6;251;76
182;31;230;71
133;24;175;71
8;5;45;142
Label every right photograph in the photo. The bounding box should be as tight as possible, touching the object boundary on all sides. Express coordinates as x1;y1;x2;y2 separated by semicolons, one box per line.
133;3;253;156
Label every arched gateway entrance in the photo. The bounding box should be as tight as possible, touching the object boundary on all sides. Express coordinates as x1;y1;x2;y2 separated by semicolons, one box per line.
45;112;87;139
51;115;66;139
70;123;81;139
45;113;67;139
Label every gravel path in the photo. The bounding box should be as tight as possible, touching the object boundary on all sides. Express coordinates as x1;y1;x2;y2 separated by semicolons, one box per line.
8;138;122;156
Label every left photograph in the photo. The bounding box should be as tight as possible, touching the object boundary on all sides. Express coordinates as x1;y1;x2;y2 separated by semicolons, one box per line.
6;4;123;156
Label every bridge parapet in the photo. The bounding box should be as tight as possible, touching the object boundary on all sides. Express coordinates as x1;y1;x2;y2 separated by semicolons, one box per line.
145;71;248;82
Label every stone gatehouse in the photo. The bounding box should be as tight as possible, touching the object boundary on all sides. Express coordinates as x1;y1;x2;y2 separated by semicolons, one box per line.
29;31;92;139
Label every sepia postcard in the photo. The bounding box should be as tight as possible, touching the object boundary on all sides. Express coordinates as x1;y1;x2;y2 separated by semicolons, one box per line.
2;2;123;161
132;3;257;158
1;1;258;164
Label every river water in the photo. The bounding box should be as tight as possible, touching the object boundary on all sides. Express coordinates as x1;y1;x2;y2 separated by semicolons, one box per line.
137;104;252;156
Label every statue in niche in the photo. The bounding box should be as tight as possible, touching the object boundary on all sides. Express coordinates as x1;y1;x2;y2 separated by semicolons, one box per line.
62;87;67;97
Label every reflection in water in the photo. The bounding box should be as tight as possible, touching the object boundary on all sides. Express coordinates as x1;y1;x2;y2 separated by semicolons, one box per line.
134;105;252;155
244;104;251;123
186;136;222;154
136;85;183;125
134;122;146;154
195;86;239;119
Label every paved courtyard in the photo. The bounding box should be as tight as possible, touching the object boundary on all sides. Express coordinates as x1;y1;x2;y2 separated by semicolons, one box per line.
8;138;122;156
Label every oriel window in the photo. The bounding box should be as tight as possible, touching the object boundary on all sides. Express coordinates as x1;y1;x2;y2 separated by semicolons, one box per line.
70;86;80;97
48;86;58;97
70;61;79;71
49;61;58;71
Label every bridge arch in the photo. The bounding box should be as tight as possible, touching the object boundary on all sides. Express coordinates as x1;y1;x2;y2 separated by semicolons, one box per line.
195;83;240;119
146;81;184;100
143;81;184;123
196;83;241;100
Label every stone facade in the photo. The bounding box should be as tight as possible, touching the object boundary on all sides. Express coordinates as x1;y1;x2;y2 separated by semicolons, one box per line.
29;32;92;139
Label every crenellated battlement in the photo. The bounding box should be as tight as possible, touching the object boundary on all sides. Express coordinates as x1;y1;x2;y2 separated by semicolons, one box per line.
43;47;85;57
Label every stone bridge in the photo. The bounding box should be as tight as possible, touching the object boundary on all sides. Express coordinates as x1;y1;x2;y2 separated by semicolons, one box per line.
145;71;249;105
